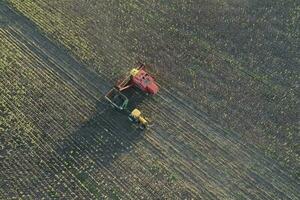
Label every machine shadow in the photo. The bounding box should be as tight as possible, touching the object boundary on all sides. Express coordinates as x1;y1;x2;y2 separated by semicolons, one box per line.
55;92;147;170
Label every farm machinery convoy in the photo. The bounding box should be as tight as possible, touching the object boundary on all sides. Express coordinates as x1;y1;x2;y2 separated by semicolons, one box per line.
105;63;159;129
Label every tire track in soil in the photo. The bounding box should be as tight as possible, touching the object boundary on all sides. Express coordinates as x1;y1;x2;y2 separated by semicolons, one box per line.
138;97;281;199
156;86;300;194
144;97;286;199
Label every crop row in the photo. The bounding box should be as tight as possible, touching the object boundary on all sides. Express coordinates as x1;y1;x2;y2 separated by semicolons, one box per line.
0;25;201;199
3;23;299;199
2;25;199;198
2;1;299;199
19;0;299;177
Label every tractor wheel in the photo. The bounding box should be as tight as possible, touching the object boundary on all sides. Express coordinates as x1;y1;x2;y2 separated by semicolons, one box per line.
139;124;147;130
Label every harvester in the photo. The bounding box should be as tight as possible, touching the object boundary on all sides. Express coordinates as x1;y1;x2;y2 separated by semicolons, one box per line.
105;63;159;129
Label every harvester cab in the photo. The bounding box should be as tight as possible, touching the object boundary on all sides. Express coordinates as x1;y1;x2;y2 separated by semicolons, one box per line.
104;63;159;129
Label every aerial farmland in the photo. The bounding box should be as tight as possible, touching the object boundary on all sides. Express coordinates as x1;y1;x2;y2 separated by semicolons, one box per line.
1;0;299;199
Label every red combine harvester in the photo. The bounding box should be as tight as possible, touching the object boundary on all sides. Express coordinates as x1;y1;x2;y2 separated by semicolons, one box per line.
105;63;159;129
116;64;159;94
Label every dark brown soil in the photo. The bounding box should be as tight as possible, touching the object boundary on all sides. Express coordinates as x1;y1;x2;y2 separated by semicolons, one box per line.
1;0;299;199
